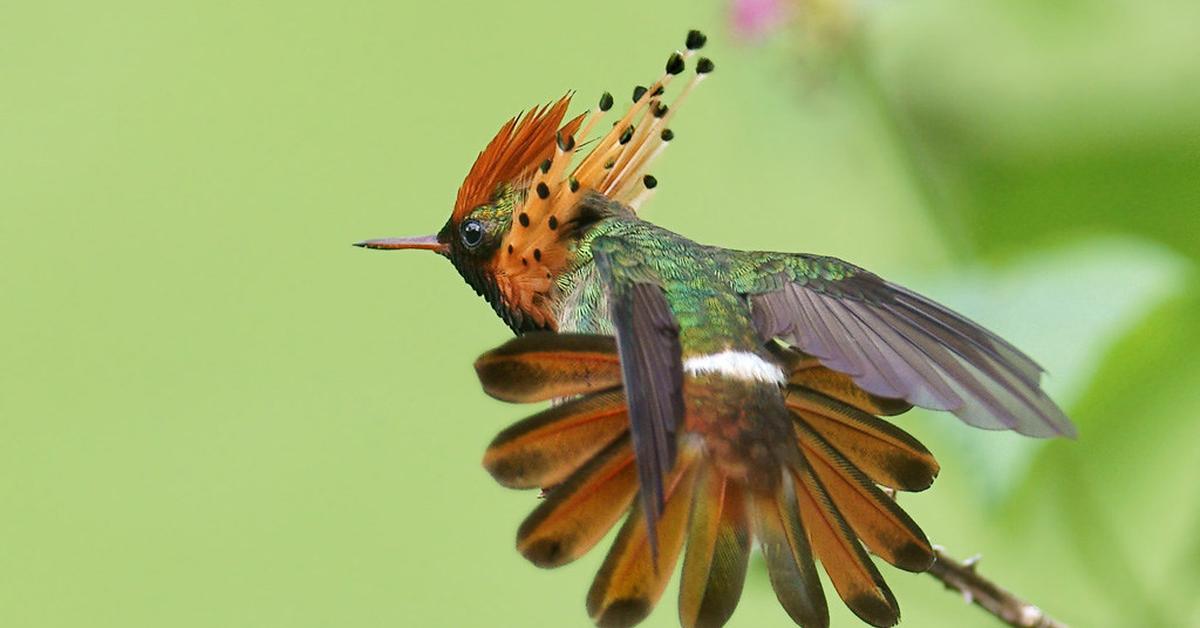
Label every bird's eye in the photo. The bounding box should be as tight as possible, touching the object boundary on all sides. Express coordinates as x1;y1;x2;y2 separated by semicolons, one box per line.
460;219;485;248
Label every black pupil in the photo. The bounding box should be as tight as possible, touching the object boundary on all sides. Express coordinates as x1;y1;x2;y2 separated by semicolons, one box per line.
462;221;483;246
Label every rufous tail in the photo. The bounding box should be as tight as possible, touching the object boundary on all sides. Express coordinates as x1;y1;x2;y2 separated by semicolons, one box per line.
476;333;939;628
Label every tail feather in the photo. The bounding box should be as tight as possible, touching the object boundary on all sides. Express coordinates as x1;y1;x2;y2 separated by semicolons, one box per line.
587;451;699;628
678;467;750;628
782;350;912;417
476;331;945;627
517;434;638;568
791;463;900;627
787;387;939;492
484;390;628;489
794;418;935;573
475;333;622;402
751;476;829;628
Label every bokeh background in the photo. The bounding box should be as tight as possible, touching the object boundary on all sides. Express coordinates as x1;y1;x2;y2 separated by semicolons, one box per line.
3;0;1198;626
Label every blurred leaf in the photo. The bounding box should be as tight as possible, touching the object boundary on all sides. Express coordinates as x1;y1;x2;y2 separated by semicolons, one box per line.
873;0;1200;260
1026;275;1200;625
911;235;1188;503
1182;509;1200;609
952;139;1200;262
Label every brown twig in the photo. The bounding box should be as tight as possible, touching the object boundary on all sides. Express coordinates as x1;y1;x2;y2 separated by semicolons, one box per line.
926;546;1068;628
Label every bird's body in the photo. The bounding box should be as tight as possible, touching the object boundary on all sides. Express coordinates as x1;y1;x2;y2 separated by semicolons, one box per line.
554;203;800;492
358;30;1073;628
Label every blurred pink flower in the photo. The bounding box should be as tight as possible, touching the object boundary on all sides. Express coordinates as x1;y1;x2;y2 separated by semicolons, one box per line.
731;0;792;41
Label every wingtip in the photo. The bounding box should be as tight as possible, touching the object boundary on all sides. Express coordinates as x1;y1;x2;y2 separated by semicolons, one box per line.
1053;420;1080;440
1016;406;1078;440
1015;423;1078;440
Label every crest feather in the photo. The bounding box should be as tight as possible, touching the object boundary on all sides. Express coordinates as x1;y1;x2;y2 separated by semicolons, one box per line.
453;95;582;223
491;36;714;329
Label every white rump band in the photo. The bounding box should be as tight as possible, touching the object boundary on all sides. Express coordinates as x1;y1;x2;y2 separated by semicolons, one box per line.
683;351;786;384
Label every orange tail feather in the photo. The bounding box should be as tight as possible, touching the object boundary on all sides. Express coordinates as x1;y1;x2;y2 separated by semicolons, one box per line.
678;466;750;628
484;390;628;489
587;450;699;627
517;435;638;568
475;333;621;402
791;462;900;627
750;475;829;628
787;386;939;491
793;417;935;572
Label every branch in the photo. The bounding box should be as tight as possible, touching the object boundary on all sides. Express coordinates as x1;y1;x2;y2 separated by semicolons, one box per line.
926;546;1068;628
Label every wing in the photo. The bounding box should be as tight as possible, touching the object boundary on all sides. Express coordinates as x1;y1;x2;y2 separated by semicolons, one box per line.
739;254;1076;438
592;236;685;557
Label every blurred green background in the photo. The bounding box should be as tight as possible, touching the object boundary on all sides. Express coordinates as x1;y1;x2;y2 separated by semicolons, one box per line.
3;0;1198;626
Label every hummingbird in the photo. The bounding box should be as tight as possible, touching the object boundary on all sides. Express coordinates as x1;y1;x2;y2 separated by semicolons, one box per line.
357;30;1074;628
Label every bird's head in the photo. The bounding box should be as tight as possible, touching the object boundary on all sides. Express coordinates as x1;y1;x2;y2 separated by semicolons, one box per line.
357;30;714;333
356;97;580;332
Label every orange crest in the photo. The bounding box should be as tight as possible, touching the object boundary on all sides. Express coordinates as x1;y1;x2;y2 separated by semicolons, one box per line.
452;96;584;223
489;37;715;329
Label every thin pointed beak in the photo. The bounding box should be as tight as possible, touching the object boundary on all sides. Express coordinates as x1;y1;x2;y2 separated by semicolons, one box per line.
353;234;447;254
